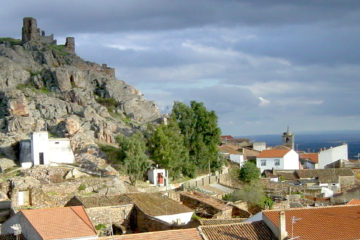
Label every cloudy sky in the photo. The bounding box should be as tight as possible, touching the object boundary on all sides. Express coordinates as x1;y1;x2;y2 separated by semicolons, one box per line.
1;0;360;135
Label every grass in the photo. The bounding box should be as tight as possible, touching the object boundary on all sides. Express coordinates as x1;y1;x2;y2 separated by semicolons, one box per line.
16;81;50;94
95;223;107;231
47;44;69;56
95;97;118;113
78;184;86;191
0;37;22;46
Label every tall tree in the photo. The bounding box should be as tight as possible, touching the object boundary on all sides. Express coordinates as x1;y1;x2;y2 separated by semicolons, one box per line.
148;120;190;179
171;101;222;174
117;132;151;185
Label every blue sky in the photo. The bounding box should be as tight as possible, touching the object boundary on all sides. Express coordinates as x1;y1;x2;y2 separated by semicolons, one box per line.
1;0;360;135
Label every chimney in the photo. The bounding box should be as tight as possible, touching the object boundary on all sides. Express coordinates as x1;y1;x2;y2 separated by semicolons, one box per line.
279;211;287;240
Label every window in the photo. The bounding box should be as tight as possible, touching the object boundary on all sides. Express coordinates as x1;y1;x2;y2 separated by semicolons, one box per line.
275;159;280;166
261;160;266;166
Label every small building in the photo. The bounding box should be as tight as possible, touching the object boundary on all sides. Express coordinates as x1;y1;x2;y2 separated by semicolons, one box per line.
318;144;348;169
218;144;245;167
1;206;97;240
252;142;266;152
125;193;194;232
256;148;299;173
20;132;75;168
299;153;318;169
147;167;168;186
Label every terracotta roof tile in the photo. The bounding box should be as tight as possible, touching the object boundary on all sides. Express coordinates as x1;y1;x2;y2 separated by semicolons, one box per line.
218;145;242;155
125;193;193;216
257;149;291;158
200;221;275;240
347;199;360;205
100;228;202;240
21;206;97;240
263;205;360;240
300;153;318;163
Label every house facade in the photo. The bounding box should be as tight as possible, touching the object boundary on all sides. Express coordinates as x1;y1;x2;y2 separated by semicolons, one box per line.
318;144;348;169
256;149;299;173
147;167;168;186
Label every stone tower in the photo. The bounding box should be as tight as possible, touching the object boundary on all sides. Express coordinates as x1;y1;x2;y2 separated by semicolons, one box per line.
22;17;40;42
282;127;294;149
65;37;75;54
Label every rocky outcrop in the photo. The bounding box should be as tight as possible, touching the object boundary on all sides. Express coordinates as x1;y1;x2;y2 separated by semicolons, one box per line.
0;18;164;172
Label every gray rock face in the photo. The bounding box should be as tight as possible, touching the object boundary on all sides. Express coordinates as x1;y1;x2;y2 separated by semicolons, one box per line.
0;21;163;170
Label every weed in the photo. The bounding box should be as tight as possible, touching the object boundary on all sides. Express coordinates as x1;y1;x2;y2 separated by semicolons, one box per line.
0;37;21;46
78;184;86;191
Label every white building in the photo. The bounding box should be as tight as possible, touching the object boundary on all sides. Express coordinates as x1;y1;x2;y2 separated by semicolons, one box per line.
253;142;266;152
318;144;348;169
20;132;75;168
256;148;299;173
148;167;168;186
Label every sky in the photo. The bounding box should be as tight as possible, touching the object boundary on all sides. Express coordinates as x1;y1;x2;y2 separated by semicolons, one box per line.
1;0;360;136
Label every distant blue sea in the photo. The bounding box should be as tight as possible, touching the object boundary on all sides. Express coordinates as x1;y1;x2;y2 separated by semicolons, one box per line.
242;130;360;159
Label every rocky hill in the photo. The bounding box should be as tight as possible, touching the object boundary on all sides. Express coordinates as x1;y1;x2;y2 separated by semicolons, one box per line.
0;17;163;171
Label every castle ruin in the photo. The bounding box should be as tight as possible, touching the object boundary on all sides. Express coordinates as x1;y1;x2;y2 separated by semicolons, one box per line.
21;17;75;54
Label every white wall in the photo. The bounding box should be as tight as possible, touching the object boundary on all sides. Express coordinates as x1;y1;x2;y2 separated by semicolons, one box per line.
283;150;300;170
229;154;245;167
318;144;348;169
155;211;193;225
253;142;266;152
31;131;49;166
48;139;75;164
257;157;284;173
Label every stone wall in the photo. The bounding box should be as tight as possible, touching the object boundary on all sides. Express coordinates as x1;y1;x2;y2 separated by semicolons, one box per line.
86;204;134;227
133;206;195;233
180;193;232;219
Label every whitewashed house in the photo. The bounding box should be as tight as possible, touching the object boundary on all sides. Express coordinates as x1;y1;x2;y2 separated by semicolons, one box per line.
256;148;299;173
252;142;266;152
148;167;168;186
20;132;75;168
218;144;245;167
318;144;348;169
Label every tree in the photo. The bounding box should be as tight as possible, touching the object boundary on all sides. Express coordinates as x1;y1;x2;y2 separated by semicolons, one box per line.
116;132;151;185
239;161;260;183
171;101;222;174
148;120;190;179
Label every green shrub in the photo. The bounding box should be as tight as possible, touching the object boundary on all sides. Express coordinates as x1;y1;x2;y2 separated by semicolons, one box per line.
0;37;21;46
48;44;69;56
95;223;107;231
78;184;86;191
239;161;260;183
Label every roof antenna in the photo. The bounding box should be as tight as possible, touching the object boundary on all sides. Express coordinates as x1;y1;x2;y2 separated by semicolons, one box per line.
290;216;301;240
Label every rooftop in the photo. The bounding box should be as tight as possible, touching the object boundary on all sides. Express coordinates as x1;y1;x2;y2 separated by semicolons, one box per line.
257;149;291;158
218;145;241;155
180;191;231;211
21;206;96;240
199;221;275;240
199;218;246;226
263;205;360;240
296;168;353;183
347;199;360;205
66;195;133;208
99;228;202;240
125;193;193;216
299;153;318;163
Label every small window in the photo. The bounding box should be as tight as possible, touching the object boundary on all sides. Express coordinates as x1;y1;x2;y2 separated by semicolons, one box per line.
275;159;280;166
261;160;266;166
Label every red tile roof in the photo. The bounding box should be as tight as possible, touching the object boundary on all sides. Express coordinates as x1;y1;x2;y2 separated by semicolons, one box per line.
263;205;360;240
21;206;97;240
347;199;360;205
221;135;234;140
100;228;202;240
299;153;318;163
218;145;242;155
257;149;291;158
199;221;275;240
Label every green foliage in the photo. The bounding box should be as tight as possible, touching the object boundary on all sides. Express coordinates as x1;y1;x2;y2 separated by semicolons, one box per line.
47;44;69;56
78;184;86;191
95;97;118;113
171;101;222;174
222;181;273;209
239;161;260;183
0;37;21;46
100;144;122;165
95;224;107;231
116;132;151;185
279;175;285;182
148;120;190;179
